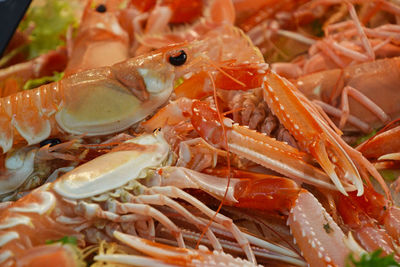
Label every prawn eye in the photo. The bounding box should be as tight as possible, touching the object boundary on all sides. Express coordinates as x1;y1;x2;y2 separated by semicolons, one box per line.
40;138;61;147
168;50;187;66
96;4;107;13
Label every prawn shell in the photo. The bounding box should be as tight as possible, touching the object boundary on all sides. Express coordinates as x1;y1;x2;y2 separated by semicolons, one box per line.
55;63;175;135
53;133;170;199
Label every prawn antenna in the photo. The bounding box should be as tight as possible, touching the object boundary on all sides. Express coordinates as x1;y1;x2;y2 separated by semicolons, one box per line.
195;71;232;249
205;58;246;87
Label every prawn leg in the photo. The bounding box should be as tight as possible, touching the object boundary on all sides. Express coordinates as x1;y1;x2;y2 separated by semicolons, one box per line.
157;166;350;267
191;100;351;191
96;232;259;267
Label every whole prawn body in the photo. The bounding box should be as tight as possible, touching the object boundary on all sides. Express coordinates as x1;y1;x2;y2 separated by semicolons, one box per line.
0;41;198;154
0;132;305;267
0;25;265;202
0;22;269;156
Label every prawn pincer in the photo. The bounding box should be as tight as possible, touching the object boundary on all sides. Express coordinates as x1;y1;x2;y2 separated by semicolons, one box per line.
145;61;376;196
1;2;399;265
0;24;263;155
0;47;178;152
0;132;306;267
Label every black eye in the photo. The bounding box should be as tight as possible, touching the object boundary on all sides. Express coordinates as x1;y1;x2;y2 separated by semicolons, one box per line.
168;50;187;66
96;4;107;13
40;138;61;147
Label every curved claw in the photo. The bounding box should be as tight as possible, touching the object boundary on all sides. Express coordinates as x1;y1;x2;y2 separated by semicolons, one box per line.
263;70;363;195
310;139;347;195
95;231;259;267
191;100;350;191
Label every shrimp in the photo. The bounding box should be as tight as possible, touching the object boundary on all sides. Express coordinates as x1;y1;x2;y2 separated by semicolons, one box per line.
64;0;130;76
147;60;372;195
0;132;306;266
130;0;236;55
0;43;193;154
0;24;267;201
261;1;400;134
297;57;400;133
0;23;264;154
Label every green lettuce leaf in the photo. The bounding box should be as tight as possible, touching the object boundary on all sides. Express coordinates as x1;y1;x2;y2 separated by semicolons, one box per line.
355;129;378;146
379;169;400;182
19;0;76;59
46;236;77;245
347;250;400;267
23;71;64;90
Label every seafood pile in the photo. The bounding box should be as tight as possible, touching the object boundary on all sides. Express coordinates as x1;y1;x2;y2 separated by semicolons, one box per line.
0;0;400;266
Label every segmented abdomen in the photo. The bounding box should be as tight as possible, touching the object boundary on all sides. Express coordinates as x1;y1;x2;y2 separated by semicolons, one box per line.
0;82;64;153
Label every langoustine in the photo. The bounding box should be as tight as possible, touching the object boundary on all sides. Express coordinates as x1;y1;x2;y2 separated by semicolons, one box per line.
127;0;236;55
0;25;263;203
64;0;131;76
240;0;400;135
297;56;400;134
0;42;184;197
0;132;308;267
0;24;262;153
147;59;391;197
0;1;396;264
140;55;400;265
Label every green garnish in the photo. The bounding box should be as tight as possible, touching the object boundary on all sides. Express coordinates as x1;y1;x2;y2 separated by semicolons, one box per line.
311;19;324;37
23;71;64;90
347;250;400;267
19;0;76;59
355;129;378;146
46;236;78;245
379;169;400;182
174;77;185;88
0;45;27;68
118;0;130;9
